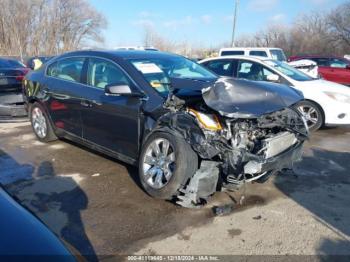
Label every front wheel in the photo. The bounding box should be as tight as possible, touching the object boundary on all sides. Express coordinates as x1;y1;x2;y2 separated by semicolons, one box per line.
30;102;57;142
296;100;324;132
138;132;198;200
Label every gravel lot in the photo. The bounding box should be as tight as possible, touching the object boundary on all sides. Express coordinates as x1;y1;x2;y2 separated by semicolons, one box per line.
0;122;350;261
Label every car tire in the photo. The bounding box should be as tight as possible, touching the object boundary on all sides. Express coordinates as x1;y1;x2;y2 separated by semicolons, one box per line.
139;132;198;200
295;100;324;132
30;102;57;142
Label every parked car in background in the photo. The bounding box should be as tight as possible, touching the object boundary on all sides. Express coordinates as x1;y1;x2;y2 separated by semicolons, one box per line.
288;59;319;78
219;47;287;62
23;50;307;207
0;57;29;121
289;55;350;86
200;56;350;131
0;185;81;261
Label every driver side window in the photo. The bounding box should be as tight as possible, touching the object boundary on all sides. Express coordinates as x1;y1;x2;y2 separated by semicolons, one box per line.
262;67;276;79
237;61;264;81
87;58;130;89
237;61;278;82
329;58;347;69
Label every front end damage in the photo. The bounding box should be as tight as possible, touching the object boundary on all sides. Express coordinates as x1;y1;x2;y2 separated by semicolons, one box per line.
156;78;308;208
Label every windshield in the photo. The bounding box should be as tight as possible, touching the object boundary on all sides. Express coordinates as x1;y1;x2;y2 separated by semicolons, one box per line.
270;49;287;62
265;60;313;81
130;56;217;96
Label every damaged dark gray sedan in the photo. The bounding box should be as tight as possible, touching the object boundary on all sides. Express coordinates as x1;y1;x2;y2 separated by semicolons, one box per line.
23;50;308;207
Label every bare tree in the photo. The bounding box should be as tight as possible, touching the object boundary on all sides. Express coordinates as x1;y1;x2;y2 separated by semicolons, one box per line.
0;0;107;58
142;25;175;52
328;2;350;53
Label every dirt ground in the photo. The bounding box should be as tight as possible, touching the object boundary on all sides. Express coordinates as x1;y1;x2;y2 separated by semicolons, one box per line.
0;122;350;261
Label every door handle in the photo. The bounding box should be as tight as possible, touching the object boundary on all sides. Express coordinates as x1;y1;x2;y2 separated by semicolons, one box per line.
42;89;51;95
81;100;92;107
91;100;102;106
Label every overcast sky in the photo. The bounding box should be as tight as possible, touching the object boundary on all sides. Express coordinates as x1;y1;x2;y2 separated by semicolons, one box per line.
88;0;348;48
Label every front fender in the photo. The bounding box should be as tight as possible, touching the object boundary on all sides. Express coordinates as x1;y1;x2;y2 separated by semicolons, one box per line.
142;112;220;159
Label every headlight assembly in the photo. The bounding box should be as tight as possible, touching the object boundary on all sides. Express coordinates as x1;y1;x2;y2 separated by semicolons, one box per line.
324;91;350;104
188;109;222;131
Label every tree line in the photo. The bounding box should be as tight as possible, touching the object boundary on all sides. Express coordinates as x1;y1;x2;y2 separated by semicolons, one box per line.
0;0;106;58
226;1;350;57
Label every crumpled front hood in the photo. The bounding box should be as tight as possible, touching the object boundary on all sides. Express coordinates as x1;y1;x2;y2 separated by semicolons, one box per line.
202;78;303;118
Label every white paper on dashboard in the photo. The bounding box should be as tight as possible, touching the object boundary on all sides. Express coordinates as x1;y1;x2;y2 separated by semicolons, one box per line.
134;63;163;74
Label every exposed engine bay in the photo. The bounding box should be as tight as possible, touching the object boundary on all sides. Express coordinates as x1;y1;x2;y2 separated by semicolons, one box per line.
156;78;308;208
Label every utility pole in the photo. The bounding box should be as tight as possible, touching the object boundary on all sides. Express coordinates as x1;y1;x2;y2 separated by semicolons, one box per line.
231;0;239;47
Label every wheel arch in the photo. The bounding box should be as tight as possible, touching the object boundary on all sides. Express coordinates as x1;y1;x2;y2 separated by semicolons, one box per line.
142;112;220;160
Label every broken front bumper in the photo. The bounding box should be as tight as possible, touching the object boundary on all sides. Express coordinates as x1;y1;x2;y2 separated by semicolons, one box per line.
0;93;28;122
244;142;304;175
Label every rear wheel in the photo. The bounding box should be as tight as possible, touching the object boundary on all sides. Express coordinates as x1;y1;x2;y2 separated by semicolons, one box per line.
30;103;57;142
139;132;198;200
296;100;324;132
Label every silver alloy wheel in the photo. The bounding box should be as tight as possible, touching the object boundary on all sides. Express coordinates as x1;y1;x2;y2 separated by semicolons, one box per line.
32;107;47;139
297;105;319;129
142;138;176;189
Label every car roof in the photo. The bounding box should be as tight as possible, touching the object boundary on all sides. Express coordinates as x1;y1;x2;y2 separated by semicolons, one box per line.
220;47;282;51
58;49;182;60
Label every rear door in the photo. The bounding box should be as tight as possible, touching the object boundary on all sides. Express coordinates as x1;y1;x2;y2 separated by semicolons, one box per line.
80;57;142;160
45;57;86;137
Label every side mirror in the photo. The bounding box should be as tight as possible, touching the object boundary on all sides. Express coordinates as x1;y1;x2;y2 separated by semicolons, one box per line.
105;84;143;97
105;84;132;95
346;65;350;70
266;74;280;82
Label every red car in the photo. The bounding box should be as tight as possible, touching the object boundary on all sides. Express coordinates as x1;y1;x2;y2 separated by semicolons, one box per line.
289;55;350;86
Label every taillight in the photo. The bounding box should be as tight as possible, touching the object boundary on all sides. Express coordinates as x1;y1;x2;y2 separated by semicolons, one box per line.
15;68;29;81
16;75;24;81
22;68;30;75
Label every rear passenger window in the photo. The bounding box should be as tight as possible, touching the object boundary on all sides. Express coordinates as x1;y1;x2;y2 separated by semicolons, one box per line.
249;51;268;57
47;57;85;83
205;60;234;77
221;51;244;56
87;58;130;89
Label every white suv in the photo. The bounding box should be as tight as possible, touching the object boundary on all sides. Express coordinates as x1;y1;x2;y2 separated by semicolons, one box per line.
219;47;287;62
